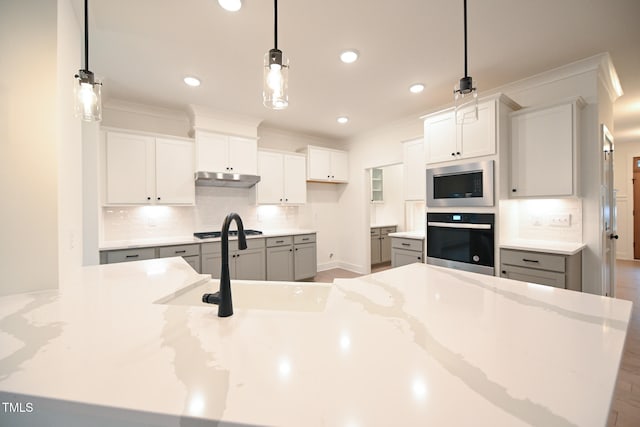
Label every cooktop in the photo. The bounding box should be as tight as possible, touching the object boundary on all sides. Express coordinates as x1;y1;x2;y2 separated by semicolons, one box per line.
193;230;263;239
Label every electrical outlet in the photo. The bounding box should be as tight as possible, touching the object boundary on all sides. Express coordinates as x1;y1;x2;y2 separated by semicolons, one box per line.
530;215;543;226
549;213;571;227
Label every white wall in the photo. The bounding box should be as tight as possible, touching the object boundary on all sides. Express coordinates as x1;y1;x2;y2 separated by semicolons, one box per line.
370;164;405;230
614;141;640;260
103;100;191;138
0;0;60;295
339;117;423;273
57;0;84;281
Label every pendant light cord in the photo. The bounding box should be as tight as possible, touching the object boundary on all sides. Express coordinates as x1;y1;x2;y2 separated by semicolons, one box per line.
463;0;468;78
274;0;278;50
84;0;89;71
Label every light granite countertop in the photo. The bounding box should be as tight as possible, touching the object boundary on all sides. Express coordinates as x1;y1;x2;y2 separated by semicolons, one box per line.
500;239;587;255
99;229;317;251
0;259;631;426
388;230;425;240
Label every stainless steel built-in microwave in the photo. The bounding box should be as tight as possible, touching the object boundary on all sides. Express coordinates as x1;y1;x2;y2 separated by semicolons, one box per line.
426;160;494;207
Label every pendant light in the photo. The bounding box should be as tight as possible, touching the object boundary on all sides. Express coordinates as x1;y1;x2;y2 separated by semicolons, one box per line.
74;0;102;122
263;0;289;110
453;0;477;124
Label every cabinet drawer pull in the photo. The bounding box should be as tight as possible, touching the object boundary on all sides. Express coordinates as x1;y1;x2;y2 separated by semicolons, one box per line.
522;258;539;263
276;240;284;243
175;250;186;254
302;238;309;241
125;254;139;258
401;243;411;247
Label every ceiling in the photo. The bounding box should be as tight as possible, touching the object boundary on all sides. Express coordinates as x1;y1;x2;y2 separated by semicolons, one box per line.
80;0;640;143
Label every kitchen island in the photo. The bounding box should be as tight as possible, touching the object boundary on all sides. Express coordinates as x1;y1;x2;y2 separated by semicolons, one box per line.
0;258;632;426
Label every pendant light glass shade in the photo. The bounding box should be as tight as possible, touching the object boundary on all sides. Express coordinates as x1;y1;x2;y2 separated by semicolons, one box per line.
74;70;102;121
263;0;288;110
453;0;478;124
74;0;102;122
263;48;289;110
454;77;477;124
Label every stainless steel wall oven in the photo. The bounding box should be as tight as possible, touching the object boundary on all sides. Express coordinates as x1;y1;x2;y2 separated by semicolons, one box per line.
426;213;495;276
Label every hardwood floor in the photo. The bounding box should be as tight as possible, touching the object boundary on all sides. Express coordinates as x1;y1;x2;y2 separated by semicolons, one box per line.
313;260;640;426
609;259;640;427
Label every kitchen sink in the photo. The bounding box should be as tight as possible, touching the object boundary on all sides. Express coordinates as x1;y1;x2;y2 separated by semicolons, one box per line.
154;279;331;312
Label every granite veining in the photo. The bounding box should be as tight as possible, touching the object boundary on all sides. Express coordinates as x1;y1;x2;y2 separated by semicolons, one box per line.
0;259;632;426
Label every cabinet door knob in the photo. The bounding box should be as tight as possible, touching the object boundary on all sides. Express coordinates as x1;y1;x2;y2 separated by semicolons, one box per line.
280;198;283;202
157;197;161;200
502;270;507;275
285;198;288;202
610;234;619;240
512;189;517;192
147;197;151;201
451;152;455;156
456;152;461;155
417;257;421;260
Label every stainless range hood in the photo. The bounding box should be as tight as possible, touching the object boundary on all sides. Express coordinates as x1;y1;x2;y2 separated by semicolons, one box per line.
194;171;261;188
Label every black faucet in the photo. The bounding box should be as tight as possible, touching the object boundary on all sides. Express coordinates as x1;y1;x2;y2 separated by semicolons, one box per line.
202;213;247;317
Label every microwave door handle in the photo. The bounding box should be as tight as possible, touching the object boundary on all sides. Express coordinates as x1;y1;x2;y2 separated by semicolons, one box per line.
427;221;492;230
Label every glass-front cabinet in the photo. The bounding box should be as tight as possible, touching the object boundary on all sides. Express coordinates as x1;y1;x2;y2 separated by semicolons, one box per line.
371;168;383;203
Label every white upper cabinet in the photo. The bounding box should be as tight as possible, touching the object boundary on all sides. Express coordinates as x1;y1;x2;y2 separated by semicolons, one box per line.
104;131;194;205
402;138;425;201
510;98;583;198
283;154;307;203
424;110;457;164
257;150;306;205
304;145;349;183
155;138;196;204
195;130;257;175
424;98;497;164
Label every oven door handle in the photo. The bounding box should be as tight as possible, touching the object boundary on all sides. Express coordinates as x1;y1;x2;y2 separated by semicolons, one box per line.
427;221;492;230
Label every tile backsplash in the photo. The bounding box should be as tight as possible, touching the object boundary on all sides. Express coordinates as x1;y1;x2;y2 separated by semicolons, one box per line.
499;198;583;243
101;186;301;242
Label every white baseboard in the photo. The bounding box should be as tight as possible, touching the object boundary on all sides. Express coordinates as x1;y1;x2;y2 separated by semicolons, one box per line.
317;261;368;275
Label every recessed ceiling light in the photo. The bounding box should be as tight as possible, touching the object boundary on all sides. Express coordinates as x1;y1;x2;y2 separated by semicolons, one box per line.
337;116;349;124
218;0;242;12
340;50;359;64
409;83;425;93
183;76;201;87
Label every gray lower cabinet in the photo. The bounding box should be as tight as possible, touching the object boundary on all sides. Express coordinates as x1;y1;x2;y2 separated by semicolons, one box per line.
266;234;317;281
103;247;156;264
266;236;295;281
371;228;381;264
391;237;424;268
202;238;266;280
294;234;317;280
158;244;201;273
101;232;315;282
500;248;582;291
101;244;201;272
371;226;396;264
